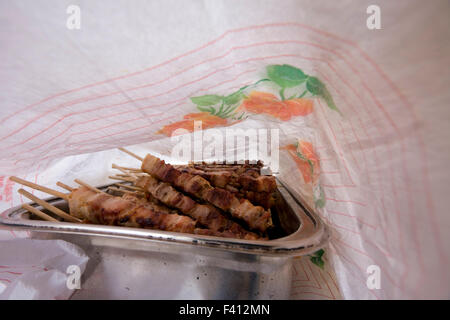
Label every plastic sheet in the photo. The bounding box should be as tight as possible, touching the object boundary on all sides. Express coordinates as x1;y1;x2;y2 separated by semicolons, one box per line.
0;239;88;299
0;0;449;299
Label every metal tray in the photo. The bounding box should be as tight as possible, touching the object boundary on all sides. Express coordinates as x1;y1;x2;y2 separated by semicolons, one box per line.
0;177;329;299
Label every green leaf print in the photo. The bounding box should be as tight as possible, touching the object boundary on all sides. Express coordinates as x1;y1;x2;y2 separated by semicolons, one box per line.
190;95;223;107
306;76;341;114
309;249;325;269
266;64;308;89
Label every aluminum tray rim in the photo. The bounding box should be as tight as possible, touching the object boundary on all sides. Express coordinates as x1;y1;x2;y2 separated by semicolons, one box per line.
0;178;329;257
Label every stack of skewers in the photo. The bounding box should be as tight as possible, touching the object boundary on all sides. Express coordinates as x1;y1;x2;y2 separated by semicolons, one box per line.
10;148;279;240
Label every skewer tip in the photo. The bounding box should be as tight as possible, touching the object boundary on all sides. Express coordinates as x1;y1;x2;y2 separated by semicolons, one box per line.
118;147;144;161
10;176;68;200
56;181;74;192
74;179;104;194
22;203;59;223
18;188;81;223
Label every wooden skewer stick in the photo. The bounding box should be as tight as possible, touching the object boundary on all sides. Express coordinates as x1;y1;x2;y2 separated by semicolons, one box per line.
73;179;104;194
108;175;136;183
111;164;142;172
115;173;132;178
10;176;68;200
118;147;144;161
18;189;81;223
22;203;59;222
107;186;126;194
116;172;146;178
130;172;147;177
115;183;143;191
107;187;144;196
112;164;140;182
54;182;80;221
112;164;131;175
56;181;74;192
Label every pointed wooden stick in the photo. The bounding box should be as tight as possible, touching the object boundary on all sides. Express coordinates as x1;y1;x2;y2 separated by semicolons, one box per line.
115;183;143;191
18;189;81;223
22;203;59;222
118;147;144;161
109;175;136;183
56;181;74;192
112;164;131;175
115;173;132;178
115;172;146;178
112;164;140;182
131;172;147;177
73;179;104;194
10;176;68;200
107;186;144;196
112;164;142;172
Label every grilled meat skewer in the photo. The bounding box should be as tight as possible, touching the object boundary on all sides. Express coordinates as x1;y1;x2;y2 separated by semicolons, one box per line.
69;186;196;232
69;186;254;239
141;154;273;233
177;163;277;193
134;175;260;240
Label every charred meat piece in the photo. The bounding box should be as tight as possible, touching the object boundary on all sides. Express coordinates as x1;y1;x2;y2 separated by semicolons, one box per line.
69;186;261;240
237;190;275;210
68;186;197;233
141;154;273;233
176;163;277;193
135;175;259;239
174;166;276;208
135;175;260;240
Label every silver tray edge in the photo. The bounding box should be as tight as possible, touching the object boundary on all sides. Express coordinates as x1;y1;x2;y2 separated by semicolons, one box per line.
0;178;329;257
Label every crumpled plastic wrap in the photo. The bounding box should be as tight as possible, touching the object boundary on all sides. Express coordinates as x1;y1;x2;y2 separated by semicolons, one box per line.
0;0;449;299
0;239;88;299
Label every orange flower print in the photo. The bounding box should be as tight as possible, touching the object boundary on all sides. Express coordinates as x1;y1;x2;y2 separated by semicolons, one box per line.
158;112;228;136
283;141;320;184
238;91;313;121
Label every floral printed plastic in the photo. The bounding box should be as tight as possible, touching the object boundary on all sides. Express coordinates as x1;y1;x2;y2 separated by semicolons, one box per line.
0;0;449;299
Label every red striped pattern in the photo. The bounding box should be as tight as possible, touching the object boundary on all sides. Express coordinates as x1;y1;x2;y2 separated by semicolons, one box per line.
0;22;443;300
291;257;341;300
